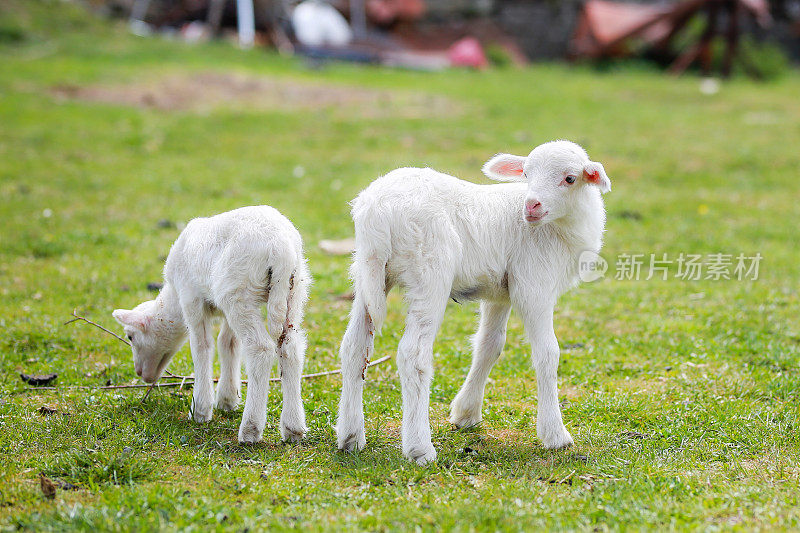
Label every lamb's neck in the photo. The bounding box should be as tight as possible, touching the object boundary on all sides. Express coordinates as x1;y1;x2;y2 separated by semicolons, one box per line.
554;195;605;255
156;283;187;333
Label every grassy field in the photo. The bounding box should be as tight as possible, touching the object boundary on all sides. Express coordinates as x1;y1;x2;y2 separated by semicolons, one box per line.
1;1;800;530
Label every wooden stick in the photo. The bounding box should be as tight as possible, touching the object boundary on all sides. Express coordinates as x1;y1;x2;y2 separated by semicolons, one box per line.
64;309;131;346
141;384;156;401
55;309;392;400
151;355;393;383
14;355;393;394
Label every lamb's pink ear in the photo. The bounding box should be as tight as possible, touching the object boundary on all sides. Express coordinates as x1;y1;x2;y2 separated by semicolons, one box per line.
482;154;527;182
583;161;611;193
112;309;150;331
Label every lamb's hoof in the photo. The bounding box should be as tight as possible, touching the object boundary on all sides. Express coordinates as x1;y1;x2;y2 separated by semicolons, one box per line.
238;421;264;444
405;445;437;466
191;407;213;424
337;430;366;452
449;407;482;430
215;394;240;412
541;429;574;450
281;424;306;443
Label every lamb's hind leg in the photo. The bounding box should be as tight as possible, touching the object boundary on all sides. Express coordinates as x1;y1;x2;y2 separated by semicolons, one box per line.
450;301;511;428
277;272;309;443
225;306;277;444
278;325;307;442
336;297;377;452
397;289;449;465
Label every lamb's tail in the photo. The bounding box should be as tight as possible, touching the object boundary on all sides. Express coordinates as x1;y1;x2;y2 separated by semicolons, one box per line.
349;205;391;334
265;261;293;342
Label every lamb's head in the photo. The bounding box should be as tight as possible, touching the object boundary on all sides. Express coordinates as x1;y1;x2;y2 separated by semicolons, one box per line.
482;140;611;225
112;299;187;383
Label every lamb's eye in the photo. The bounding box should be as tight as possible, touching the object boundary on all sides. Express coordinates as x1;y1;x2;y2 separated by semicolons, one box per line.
565;175;577;184
127;334;133;341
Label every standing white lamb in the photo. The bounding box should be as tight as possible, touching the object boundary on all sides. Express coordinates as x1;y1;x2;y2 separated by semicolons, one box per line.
112;206;311;444
336;140;611;464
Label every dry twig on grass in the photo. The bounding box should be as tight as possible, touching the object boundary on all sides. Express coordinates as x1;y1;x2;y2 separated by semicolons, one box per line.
16;355;392;394
18;311;394;398
64;309;131;346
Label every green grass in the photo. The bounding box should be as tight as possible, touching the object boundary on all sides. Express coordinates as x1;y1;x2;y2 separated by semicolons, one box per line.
1;1;799;530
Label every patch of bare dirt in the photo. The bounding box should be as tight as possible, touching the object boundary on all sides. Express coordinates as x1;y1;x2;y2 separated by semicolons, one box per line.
50;71;461;118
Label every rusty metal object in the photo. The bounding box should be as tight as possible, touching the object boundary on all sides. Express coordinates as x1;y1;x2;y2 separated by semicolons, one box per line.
570;0;772;77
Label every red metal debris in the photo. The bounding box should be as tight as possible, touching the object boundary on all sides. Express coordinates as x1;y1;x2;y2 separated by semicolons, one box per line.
570;0;772;76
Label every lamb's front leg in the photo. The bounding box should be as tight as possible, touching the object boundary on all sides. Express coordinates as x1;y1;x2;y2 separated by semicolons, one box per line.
450;301;511;428
523;307;573;449
186;315;215;423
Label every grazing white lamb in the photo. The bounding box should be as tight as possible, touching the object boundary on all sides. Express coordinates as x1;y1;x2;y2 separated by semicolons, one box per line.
336;140;611;464
112;206;311;444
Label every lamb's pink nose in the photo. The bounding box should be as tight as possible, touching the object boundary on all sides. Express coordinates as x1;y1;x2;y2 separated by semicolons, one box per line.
525;200;542;215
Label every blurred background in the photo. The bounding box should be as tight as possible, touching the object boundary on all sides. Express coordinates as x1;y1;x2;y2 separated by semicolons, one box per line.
13;0;797;76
